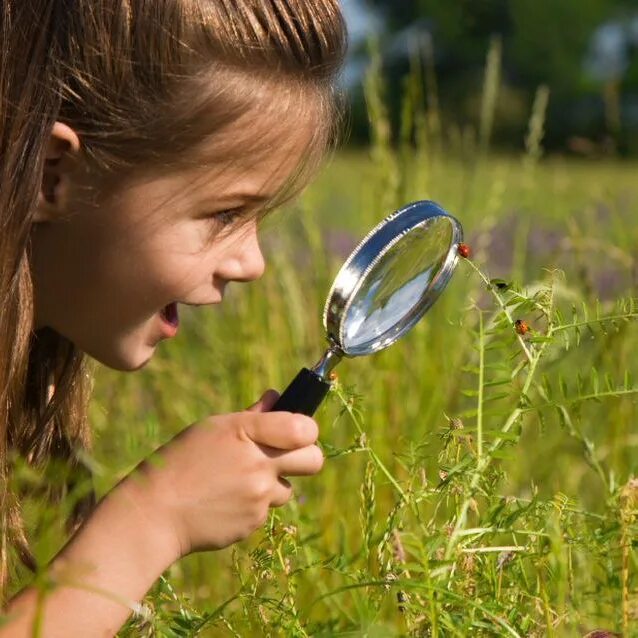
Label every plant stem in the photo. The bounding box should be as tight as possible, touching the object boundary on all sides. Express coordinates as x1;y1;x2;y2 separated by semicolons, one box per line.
477;309;485;460
464;259;534;364
445;269;556;560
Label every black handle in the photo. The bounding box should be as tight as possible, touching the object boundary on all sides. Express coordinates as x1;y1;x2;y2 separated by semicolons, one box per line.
271;368;332;416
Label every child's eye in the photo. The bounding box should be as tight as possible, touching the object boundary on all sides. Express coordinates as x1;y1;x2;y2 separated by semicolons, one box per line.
212;208;244;227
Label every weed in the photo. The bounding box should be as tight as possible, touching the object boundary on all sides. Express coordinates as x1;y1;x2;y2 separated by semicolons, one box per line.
10;41;638;637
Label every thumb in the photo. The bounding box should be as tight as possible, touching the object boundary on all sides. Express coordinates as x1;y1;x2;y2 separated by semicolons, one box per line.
246;389;280;413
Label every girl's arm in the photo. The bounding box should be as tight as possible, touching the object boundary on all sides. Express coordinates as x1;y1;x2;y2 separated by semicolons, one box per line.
4;477;179;637
1;392;323;637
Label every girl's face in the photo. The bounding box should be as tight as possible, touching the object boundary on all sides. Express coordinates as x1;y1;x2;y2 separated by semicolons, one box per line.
31;122;309;371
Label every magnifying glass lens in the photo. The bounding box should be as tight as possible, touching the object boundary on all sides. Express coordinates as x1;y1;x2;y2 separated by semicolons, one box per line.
272;201;463;416
342;216;455;351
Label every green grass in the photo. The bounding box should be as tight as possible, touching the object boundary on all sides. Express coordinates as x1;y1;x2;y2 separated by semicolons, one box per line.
16;48;638;635
75;147;638;637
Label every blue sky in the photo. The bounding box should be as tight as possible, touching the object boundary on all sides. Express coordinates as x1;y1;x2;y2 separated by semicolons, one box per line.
341;0;380;49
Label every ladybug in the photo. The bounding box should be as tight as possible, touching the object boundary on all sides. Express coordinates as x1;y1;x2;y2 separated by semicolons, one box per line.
514;319;530;335
457;242;471;258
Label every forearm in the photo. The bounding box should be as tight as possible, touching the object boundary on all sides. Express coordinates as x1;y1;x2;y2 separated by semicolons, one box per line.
2;477;179;637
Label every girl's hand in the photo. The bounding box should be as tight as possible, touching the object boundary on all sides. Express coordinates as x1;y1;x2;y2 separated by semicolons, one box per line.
123;390;323;559
3;393;321;637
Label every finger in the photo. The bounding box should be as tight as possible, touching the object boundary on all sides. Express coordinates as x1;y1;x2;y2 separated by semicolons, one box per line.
246;389;280;413
264;444;324;477
243;412;318;450
270;477;293;507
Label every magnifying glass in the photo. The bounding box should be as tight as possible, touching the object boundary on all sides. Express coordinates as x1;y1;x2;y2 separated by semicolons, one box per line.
272;200;463;416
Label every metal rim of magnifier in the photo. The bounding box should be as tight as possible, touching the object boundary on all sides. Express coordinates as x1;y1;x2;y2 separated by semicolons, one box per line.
323;200;463;357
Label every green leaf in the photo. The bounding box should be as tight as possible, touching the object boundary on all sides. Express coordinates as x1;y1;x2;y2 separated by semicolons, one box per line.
484;392;510;403
484;378;512;388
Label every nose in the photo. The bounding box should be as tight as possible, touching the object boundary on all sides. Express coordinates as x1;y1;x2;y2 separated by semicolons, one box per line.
217;224;266;283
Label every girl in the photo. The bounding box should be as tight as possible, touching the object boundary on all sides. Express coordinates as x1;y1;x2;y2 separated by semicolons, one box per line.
0;1;347;635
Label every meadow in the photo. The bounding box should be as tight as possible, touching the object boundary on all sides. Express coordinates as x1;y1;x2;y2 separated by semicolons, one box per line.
19;58;638;636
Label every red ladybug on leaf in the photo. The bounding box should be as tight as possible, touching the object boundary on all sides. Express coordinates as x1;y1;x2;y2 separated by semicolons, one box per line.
514;319;530;335
457;242;471;258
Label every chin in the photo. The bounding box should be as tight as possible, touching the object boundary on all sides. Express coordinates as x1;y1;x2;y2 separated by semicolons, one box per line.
90;342;156;372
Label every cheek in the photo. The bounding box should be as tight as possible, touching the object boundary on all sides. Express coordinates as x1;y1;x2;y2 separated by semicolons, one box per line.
105;226;212;305
139;239;222;310
53;193;218;322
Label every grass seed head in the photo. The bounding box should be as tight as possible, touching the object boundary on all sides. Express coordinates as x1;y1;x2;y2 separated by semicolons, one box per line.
391;529;406;564
396;590;407;612
497;550;515;571
461;552;476;574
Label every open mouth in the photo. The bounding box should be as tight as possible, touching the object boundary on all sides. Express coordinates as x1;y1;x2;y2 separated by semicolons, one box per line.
160;302;179;328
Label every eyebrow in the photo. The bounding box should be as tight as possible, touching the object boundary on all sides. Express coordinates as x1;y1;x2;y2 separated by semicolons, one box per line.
207;192;272;205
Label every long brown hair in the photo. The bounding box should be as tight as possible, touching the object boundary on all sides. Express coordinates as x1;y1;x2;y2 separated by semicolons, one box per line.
0;0;346;595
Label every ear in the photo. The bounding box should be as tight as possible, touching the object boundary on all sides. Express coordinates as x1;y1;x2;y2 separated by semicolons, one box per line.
34;122;82;223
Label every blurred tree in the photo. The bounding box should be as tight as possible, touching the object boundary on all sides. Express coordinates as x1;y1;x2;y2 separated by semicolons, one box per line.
367;0;609;88
509;0;609;92
358;0;636;151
